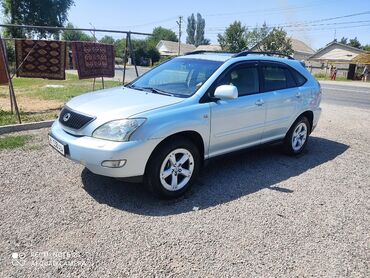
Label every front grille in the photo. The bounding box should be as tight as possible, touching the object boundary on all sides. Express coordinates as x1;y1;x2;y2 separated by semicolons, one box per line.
59;107;95;129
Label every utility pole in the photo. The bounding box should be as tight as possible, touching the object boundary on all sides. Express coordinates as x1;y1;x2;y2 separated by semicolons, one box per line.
176;16;183;55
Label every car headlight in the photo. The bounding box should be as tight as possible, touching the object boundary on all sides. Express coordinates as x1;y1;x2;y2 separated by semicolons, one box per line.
92;118;146;142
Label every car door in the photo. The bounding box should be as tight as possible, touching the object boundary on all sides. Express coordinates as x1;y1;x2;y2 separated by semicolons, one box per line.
260;62;302;143
208;62;267;157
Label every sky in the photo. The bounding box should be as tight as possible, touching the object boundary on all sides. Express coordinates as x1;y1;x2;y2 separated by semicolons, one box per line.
4;0;370;50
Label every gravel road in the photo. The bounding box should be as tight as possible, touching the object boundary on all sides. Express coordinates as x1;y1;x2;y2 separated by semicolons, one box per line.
0;102;369;277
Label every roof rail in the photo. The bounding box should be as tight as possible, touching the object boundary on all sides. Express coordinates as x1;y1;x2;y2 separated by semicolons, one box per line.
233;51;295;60
184;50;227;55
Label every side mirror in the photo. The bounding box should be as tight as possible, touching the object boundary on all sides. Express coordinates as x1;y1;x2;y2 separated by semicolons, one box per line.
214;85;238;100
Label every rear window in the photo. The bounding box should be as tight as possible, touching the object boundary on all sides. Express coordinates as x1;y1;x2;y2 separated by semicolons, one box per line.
290;69;307;86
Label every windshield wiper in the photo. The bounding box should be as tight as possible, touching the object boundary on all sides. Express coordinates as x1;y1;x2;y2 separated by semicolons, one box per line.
141;87;174;97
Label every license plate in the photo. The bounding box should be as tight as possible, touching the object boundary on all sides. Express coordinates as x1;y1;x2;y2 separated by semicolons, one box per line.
48;135;66;156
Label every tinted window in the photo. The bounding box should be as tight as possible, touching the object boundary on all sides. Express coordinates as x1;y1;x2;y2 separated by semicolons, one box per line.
218;66;259;96
284;68;297;88
291;69;307;86
262;65;292;91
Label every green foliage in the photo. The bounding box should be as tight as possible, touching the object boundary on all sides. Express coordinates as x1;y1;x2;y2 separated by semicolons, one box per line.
99;35;115;45
186;13;209;47
218;21;293;55
256;28;293;56
186;14;196;45
348;37;361;49
0;134;32;150
132;39;160;65
339;36;365;50
1;0;74;38
148;26;178;48
114;38;126;58
217;21;248;53
363;44;370;51
248;22;269;48
62;22;93;41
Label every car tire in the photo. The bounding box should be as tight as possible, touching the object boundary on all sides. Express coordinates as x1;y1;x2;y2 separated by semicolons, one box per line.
145;137;201;199
283;116;311;155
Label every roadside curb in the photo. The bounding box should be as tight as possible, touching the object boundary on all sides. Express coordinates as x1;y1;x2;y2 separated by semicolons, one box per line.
0;120;54;135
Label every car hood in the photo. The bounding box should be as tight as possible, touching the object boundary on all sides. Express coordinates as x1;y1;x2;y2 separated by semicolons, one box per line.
66;86;184;119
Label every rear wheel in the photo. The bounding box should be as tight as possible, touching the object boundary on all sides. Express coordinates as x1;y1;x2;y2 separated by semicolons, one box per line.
284;116;310;155
146;138;201;198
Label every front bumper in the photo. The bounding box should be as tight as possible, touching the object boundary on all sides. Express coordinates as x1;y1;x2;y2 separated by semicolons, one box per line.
50;121;161;178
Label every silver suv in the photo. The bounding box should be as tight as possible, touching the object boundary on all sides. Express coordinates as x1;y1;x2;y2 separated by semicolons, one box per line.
49;51;322;198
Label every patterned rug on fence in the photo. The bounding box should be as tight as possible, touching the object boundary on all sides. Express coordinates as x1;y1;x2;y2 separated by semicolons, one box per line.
15;39;66;80
72;42;115;79
0;43;9;85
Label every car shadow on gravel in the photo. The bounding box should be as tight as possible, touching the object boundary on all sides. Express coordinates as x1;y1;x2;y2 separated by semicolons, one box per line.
81;136;349;216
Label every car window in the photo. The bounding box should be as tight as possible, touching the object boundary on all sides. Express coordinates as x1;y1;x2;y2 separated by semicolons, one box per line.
290;68;307;86
218;66;259;96
262;65;301;91
132;58;222;97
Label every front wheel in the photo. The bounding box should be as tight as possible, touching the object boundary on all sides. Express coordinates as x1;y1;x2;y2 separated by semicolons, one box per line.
283;116;310;155
145;138;201;198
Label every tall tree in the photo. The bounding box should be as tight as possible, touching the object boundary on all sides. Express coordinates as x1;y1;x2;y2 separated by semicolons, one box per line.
62;22;92;41
186;13;209;46
186;14;196;45
217;21;248;53
195;13;206;46
1;0;75;38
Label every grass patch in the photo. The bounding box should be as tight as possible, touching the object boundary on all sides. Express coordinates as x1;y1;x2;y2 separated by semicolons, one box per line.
2;74;121;102
0;135;32;150
0;109;58;126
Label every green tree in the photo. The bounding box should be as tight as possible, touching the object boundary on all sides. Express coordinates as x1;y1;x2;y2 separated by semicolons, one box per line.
248;22;269;49
362;44;370;51
132;39;160;65
186;14;196;45
339;37;348;45
62;23;92;41
217;21;248;52
1;0;74;38
195;13;206;46
186;13;209;46
348;37;361;49
256;28;293;56
148;26;177;46
99;35;115;45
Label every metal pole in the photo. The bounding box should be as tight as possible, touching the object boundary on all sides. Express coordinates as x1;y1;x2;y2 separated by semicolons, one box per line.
101;77;105;89
0;35;21;123
2;39;14;113
128;32;139;77
0;23;152;36
122;35;129;85
176;16;183;55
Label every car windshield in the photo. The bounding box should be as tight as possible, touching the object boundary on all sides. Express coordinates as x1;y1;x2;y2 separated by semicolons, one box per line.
129;58;223;97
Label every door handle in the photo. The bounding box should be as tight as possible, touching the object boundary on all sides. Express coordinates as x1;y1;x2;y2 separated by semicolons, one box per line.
296;92;302;98
255;99;264;106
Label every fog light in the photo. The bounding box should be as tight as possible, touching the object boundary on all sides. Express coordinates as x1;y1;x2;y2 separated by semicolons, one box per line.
101;160;126;168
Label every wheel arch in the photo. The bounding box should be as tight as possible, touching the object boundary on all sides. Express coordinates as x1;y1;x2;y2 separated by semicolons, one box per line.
295;110;314;133
144;130;205;175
